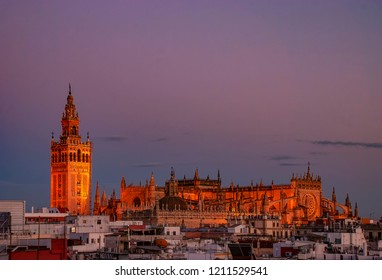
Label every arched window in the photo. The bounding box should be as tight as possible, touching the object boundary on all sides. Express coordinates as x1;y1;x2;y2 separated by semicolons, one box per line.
86;154;89;163
73;153;76;162
51;154;54;163
77;150;81;162
70;152;72;162
72;126;77;135
133;197;141;208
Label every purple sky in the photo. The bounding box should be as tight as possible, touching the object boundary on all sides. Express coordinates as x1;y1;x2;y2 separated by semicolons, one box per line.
1;0;382;218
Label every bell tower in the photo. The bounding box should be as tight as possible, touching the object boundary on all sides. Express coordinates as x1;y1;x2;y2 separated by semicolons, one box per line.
50;84;92;215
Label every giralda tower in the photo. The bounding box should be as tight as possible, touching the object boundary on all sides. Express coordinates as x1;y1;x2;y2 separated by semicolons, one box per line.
50;84;92;214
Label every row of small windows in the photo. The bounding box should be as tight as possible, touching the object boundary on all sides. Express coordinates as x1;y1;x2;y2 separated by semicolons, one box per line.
273;231;289;239
52;150;90;163
63;126;78;136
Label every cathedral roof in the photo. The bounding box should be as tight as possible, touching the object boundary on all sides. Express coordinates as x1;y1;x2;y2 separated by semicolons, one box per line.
158;196;188;211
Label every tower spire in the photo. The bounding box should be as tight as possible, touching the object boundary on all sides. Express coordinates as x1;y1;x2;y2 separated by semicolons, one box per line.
62;84;79;137
345;193;350;206
332;187;336;202
194;168;199;180
150;172;155;186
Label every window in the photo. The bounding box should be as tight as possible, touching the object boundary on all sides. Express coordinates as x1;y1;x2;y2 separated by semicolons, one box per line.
97;220;102;225
133;197;141;207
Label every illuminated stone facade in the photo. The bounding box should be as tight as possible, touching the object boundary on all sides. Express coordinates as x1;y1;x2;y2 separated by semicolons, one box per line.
95;165;356;226
50;85;92;215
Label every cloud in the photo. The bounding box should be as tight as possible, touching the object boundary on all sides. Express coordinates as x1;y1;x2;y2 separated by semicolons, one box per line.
269;155;298;161
309;151;328;156
95;136;128;142
132;162;166;168
269;155;306;167
279;163;306;167
311;140;382;149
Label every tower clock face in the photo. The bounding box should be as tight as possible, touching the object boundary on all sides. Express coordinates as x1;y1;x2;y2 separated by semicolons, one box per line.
303;194;317;217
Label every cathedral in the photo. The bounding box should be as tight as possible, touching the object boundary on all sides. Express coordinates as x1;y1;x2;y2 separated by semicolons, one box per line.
93;165;357;227
50;86;357;225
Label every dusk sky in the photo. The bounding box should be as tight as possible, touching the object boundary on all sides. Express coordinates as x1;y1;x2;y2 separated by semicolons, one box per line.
1;1;382;218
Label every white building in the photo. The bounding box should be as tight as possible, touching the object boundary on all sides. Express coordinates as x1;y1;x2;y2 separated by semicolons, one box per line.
0;200;26;235
228;224;250;235
67;215;110;254
315;226;367;256
164;226;181;236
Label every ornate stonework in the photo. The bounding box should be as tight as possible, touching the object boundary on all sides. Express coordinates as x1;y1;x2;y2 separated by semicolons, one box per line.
50;85;92;215
95;164;355;226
